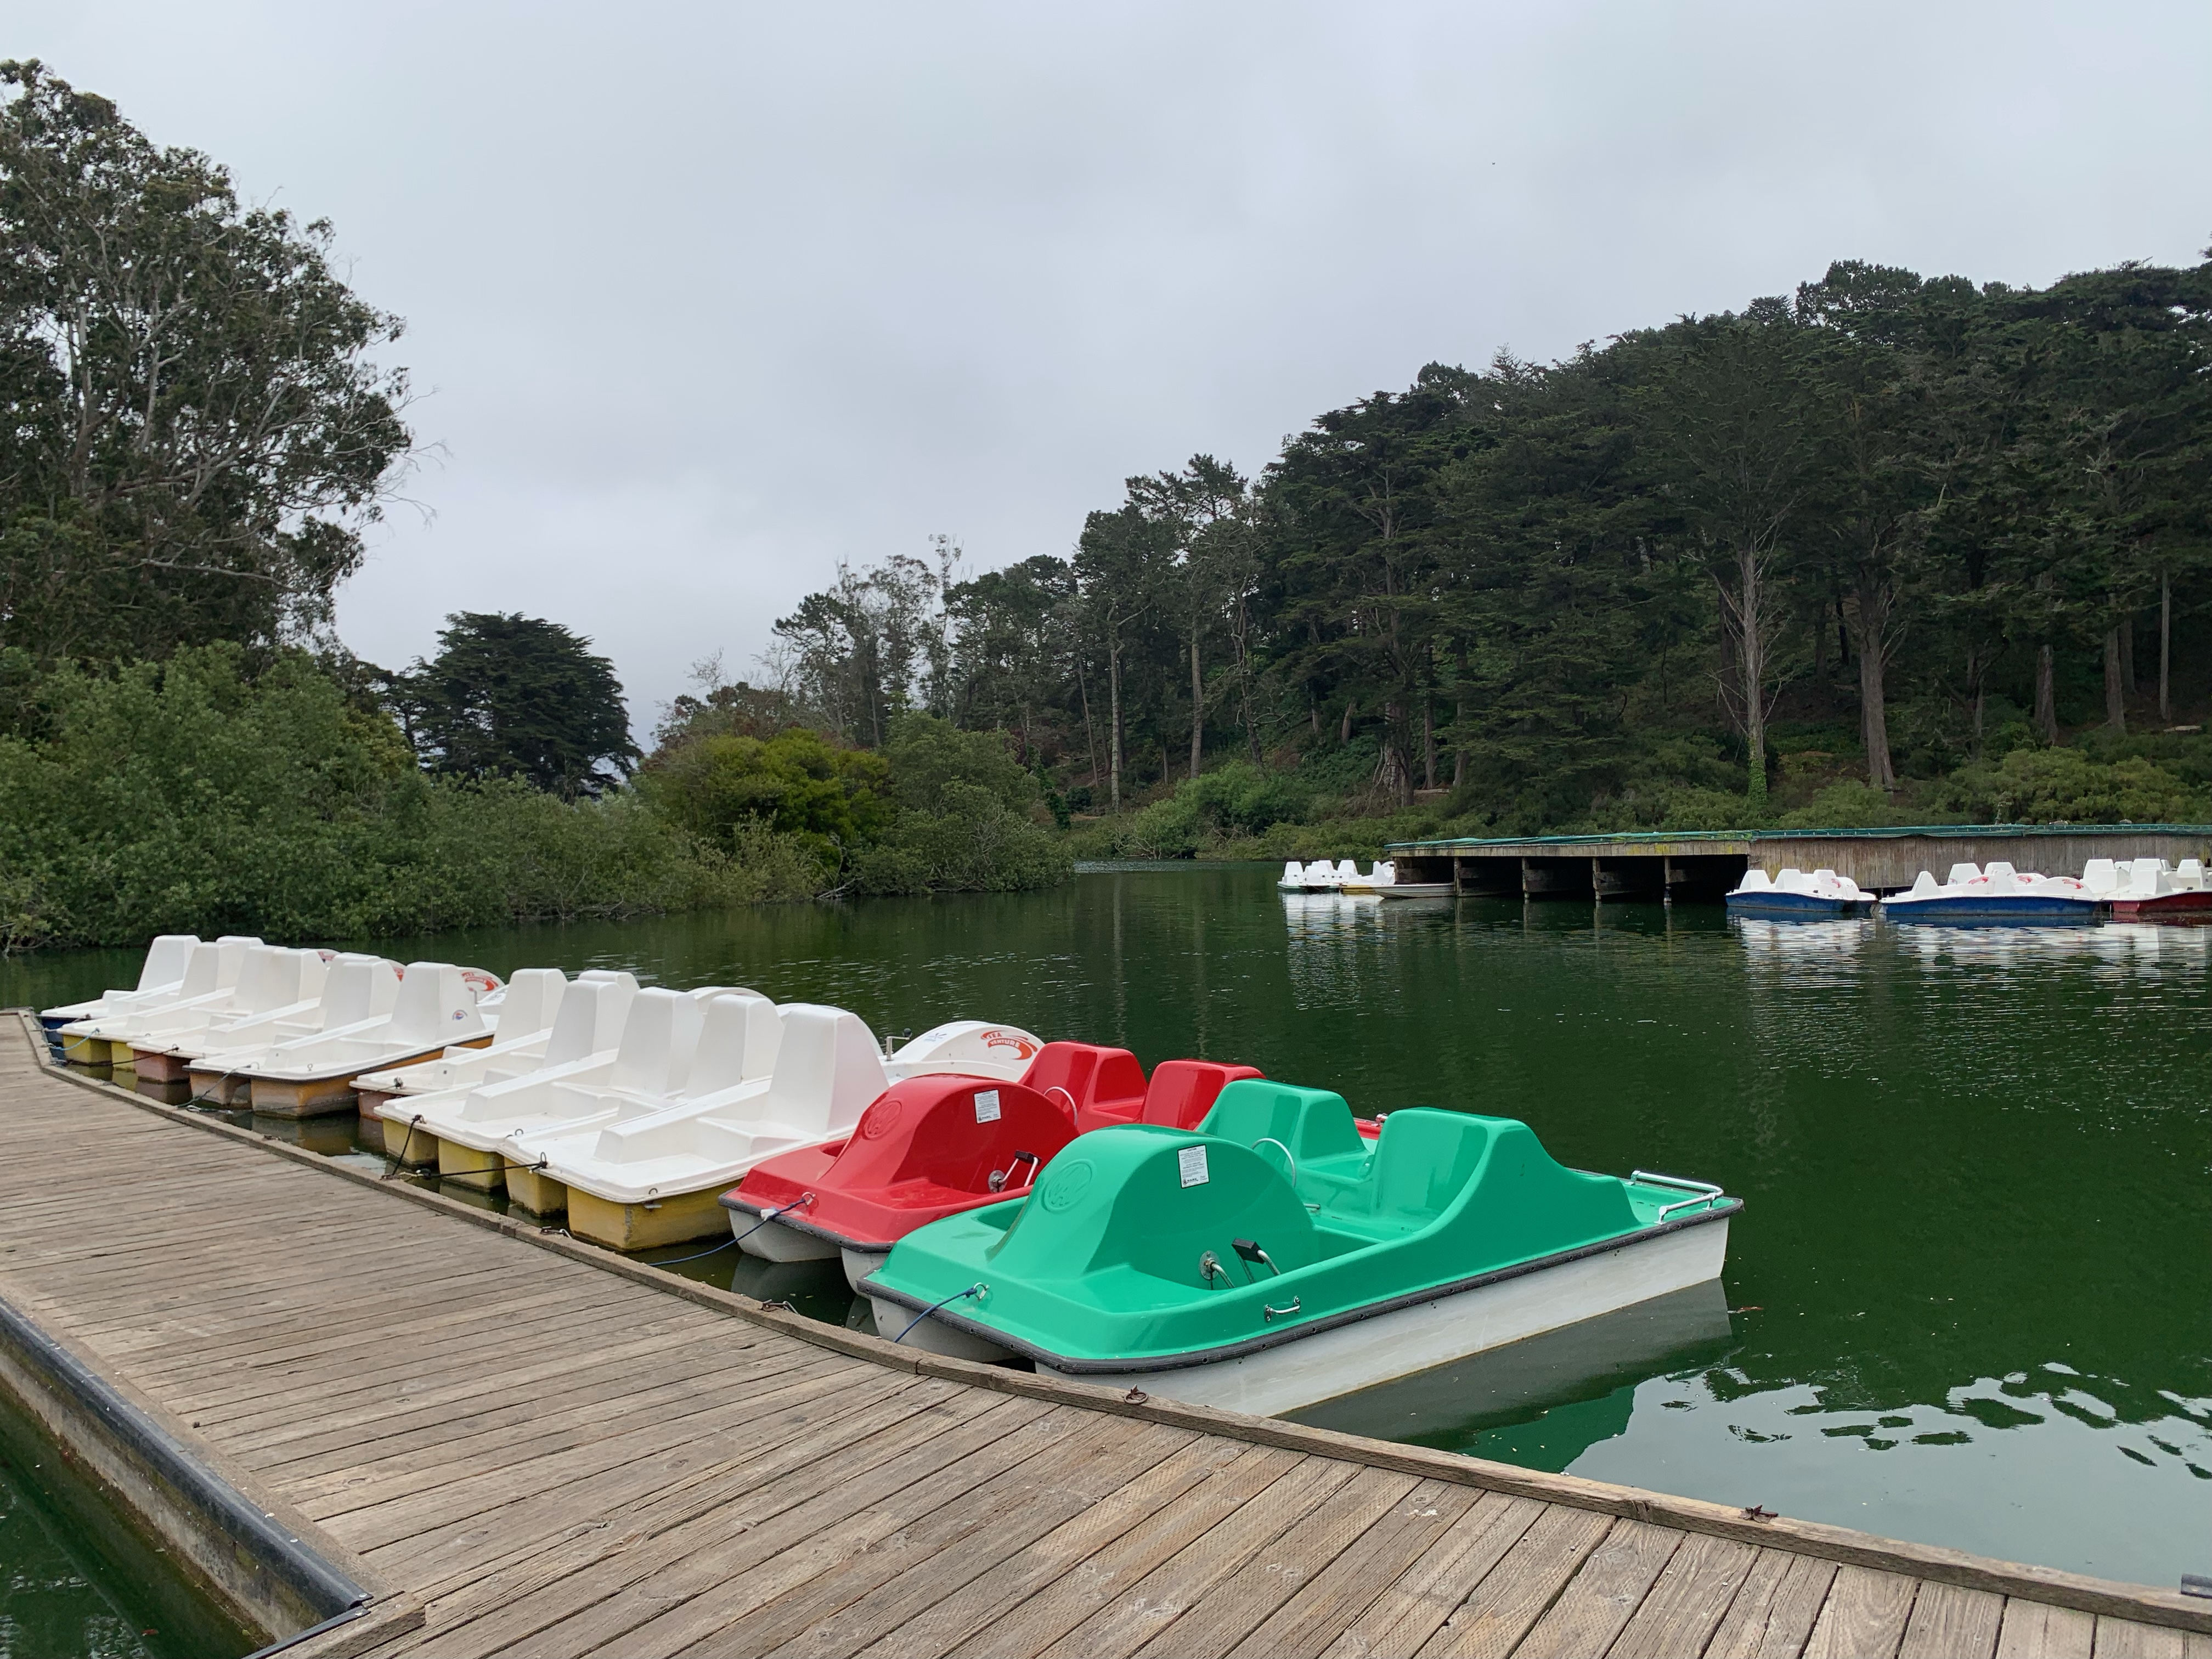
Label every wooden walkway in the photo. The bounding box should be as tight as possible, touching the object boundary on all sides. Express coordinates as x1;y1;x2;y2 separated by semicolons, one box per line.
0;1022;2204;1659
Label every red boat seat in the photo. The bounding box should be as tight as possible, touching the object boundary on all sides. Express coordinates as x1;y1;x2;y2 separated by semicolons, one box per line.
1141;1059;1265;1128
1068;1058;1264;1133
730;1073;1079;1251
1022;1041;1145;1126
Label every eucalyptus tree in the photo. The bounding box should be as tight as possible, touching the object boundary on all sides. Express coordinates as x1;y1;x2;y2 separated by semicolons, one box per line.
0;61;411;664
1073;499;1176;809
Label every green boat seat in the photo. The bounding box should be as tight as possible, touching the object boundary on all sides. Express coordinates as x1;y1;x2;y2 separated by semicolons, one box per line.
986;1125;1322;1293
1198;1079;1370;1189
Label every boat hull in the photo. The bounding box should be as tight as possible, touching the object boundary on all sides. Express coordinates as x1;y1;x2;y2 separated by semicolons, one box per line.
503;1163;568;1217
731;1216;843;1263
1376;884;1454;899
380;1113;441;1166
436;1139;506;1192
2111;891;2212;922
1726;893;1865;918
1879;895;2100;924
567;1186;727;1250
873;1214;1729;1414
1039;1216;1728;1416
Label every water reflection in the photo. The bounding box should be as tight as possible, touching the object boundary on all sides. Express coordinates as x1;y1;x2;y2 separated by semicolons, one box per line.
1293;1282;1735;1469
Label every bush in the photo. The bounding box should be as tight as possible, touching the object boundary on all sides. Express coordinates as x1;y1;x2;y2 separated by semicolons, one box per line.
634;727;889;869
1930;748;2209;825
0;648;812;950
846;782;1071;895
1774;782;1933;830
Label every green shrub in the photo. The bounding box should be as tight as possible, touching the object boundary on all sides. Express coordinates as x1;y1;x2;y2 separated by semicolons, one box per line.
846;782;1071;895
1931;748;2209;825
0;648;814;950
634;727;889;868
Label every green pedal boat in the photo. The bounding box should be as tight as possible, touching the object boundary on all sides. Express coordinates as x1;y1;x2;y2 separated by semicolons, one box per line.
861;1079;1738;1415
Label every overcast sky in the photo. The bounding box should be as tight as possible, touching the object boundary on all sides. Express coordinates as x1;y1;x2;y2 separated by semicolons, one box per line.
25;3;2211;729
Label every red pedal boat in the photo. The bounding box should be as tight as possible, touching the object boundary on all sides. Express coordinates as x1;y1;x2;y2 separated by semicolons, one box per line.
723;1041;1266;1286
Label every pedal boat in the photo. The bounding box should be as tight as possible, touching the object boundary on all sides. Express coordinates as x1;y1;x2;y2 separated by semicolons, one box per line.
1726;865;1873;917
1339;860;1394;895
862;1079;1737;1416
125;947;335;1096
724;1042;1265;1285
177;956;401;1106
55;936;261;1068
40;934;200;1058
229;962;494;1116
376;979;711;1194
522;1003;922;1249
724;1073;1077;1286
1878;861;2100;924
2084;856;2211;922
1276;861;1310;893
353;968;594;1126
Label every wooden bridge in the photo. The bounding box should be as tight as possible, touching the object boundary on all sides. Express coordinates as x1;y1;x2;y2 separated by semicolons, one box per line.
0;1018;2204;1659
1386;826;2212;901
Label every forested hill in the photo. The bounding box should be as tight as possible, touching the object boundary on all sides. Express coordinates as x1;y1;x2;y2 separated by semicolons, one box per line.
748;256;2211;849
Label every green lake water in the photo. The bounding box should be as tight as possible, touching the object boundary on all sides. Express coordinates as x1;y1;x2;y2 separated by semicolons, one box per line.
0;1387;256;1659
5;865;2208;1597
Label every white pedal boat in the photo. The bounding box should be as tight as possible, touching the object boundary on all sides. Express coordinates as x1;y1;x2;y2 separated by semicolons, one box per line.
126;946;334;1088
1878;861;2100;923
39;934;202;1055
1726;866;1874;917
229;962;493;1115
2084;856;2212;922
388;982;755;1199
353;968;622;1122
375;971;645;1163
56;936;263;1065
527;1006;997;1250
166;957;402;1105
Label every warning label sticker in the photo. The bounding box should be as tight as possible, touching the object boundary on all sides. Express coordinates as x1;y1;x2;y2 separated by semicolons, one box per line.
974;1088;1001;1124
1178;1145;1209;1188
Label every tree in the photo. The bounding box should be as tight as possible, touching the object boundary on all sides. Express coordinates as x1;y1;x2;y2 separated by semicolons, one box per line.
1074;500;1176;810
1264;367;1470;806
1636;312;1822;803
0;61;411;665
397;612;639;798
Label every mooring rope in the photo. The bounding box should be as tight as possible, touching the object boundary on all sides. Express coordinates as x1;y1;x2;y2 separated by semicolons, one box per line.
653;1194;820;1268
890;1282;986;1345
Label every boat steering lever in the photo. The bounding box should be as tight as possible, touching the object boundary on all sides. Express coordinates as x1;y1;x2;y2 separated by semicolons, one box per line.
988;1150;1042;1193
1232;1237;1280;1279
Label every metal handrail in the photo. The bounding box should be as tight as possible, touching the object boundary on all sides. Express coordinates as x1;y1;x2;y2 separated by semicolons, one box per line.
1631;1169;1727;1221
1252;1136;1298;1188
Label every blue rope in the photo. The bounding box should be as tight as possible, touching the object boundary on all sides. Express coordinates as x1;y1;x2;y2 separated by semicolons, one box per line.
892;1283;986;1345
653;1194;816;1269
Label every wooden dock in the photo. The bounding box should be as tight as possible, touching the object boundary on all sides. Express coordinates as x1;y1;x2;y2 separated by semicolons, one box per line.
1;1019;2204;1659
1386;826;2212;900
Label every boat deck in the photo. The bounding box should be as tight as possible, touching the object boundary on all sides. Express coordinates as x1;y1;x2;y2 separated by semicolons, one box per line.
0;1018;2204;1659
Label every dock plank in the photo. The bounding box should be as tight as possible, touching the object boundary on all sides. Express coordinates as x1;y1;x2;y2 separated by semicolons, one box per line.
0;1025;2198;1659
1803;1565;1918;1659
1997;1601;2098;1659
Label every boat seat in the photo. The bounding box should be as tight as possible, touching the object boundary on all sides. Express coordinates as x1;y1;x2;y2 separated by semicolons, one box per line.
683;991;780;1096
1023;1041;1145;1126
1198;1080;1369;1188
1138;1060;1265;1130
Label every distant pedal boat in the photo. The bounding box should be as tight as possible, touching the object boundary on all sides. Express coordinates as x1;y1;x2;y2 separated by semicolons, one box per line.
1726;866;1872;917
2083;856;2211;922
1878;861;2101;924
862;1078;1737;1415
